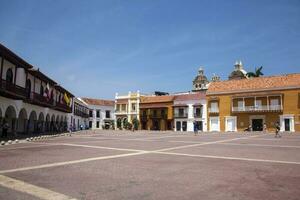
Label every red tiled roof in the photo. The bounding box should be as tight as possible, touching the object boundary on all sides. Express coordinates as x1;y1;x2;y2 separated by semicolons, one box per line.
174;92;206;101
207;73;300;95
141;95;174;103
81;98;114;106
116;99;128;104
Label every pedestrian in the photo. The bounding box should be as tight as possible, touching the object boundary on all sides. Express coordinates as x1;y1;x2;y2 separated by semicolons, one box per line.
193;121;198;136
263;123;267;133
275;121;281;138
2;120;9;138
69;124;73;136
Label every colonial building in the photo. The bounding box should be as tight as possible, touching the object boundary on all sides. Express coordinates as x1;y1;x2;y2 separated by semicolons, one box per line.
173;92;207;132
81;98;115;130
0;43;74;137
115;91;142;129
192;67;209;91
206;73;300;132
71;97;89;130
140;95;174;131
228;61;248;80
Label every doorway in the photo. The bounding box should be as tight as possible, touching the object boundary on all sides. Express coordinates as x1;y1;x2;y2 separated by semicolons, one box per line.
284;118;290;131
252;119;263;131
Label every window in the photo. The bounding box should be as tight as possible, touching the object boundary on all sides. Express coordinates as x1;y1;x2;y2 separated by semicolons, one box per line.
270;99;279;105
132;103;136;111
121;104;126;111
89;110;93;117
89;121;92;128
105;110;111;118
178;108;184;116
40;85;44;96
153;110;157;117
195;107;201;117
6;68;13;84
96;110;100;118
96;121;100;128
25;79;31;98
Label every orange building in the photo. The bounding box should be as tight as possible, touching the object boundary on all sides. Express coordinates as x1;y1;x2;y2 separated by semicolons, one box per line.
206;74;300;132
140;95;174;131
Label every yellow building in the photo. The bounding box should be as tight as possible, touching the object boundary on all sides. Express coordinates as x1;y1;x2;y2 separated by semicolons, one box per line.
206;73;300;132
140;95;174;131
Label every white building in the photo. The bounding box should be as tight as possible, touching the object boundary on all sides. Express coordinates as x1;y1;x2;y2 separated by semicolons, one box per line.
173;92;207;132
70;97;89;131
81;98;115;130
0;43;73;137
115;91;142;129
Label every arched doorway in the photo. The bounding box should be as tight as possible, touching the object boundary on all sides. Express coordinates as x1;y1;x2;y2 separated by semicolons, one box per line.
28;111;37;134
38;112;45;133
4;106;17;137
17;108;28;134
45;114;50;132
50;114;55;132
59;115;64;132
55;115;60;132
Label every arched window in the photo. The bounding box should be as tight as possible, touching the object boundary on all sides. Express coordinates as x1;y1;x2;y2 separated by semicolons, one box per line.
6;68;13;84
40;85;44;96
25;79;31;98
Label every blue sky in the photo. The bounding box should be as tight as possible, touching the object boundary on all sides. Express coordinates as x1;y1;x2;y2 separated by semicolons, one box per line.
0;0;299;99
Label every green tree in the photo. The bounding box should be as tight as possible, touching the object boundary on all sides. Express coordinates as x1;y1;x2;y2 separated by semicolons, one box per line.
246;66;264;78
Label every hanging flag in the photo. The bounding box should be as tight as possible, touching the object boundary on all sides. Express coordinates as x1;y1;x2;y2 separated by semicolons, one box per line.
44;83;50;99
64;93;70;106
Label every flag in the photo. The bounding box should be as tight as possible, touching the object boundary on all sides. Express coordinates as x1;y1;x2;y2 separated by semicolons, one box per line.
64;93;70;106
44;83;50;99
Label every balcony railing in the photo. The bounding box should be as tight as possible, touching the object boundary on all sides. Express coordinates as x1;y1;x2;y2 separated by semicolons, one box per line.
174;113;188;118
232;105;282;112
0;79;27;99
194;113;202;118
55;102;72;113
208;108;219;113
149;114;167;119
29;92;54;107
74;110;89;118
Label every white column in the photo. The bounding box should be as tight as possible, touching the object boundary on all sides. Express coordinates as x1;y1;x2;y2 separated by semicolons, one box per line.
280;95;283;110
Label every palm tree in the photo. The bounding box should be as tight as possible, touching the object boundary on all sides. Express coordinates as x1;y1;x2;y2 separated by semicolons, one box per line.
246;66;264;78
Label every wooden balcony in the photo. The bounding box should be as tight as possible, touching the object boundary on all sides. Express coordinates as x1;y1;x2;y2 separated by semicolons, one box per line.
232;95;283;113
29;92;54;108
232;105;282;112
74;110;89;118
174;113;188;118
0;79;27;100
55;102;72;113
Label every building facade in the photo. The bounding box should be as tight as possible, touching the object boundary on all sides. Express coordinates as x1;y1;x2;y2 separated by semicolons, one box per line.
81;98;115;130
206;74;300;132
115;91;141;129
173;92;207;132
140;95;174;131
0;43;74;137
71;97;89;131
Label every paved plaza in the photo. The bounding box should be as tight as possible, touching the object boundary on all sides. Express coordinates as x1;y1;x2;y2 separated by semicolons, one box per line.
0;131;300;200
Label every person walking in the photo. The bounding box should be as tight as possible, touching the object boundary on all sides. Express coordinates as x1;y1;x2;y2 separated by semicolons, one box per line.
2;120;9;138
263;123;267;133
193;121;198;136
69;124;73;136
275;122;281;138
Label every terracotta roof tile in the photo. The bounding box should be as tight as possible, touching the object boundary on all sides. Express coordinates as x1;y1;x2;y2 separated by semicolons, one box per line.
174;92;205;101
207;73;300;95
81;98;114;106
141;95;174;103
